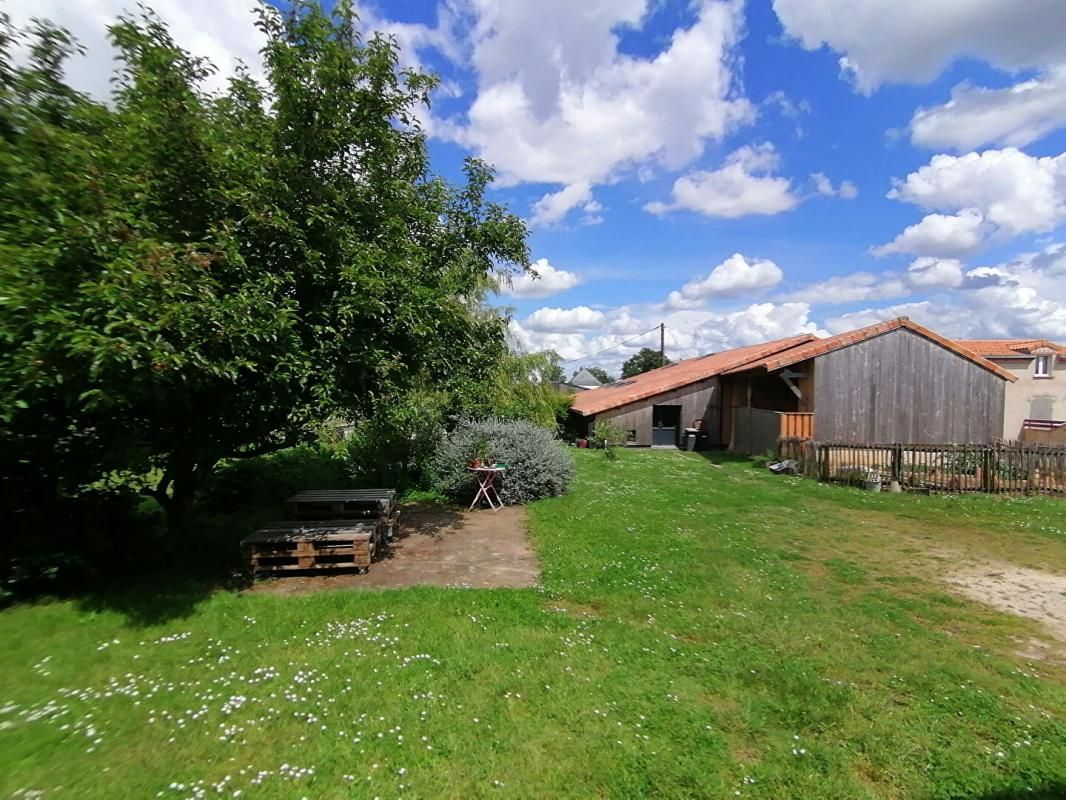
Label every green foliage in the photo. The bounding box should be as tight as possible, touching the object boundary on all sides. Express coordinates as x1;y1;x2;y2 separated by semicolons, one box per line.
0;4;529;529
621;347;671;378
431;418;575;505
479;350;574;431
202;444;349;513
751;449;777;468
342;388;448;492
539;350;566;384
589;419;628;460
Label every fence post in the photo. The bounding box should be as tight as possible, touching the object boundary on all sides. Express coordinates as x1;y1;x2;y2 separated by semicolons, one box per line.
981;447;993;493
891;443;902;485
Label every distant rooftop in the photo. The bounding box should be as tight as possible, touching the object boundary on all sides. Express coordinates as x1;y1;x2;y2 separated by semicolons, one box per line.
570;368;604;388
955;338;1065;358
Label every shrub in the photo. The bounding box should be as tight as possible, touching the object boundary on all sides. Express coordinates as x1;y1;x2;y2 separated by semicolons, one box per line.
589;420;628;461
431;418;575;505
203;444;348;512
343;390;447;492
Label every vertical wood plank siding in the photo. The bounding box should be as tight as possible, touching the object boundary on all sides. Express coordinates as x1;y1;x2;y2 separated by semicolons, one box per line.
812;329;1006;443
732;408;782;455
596;377;721;446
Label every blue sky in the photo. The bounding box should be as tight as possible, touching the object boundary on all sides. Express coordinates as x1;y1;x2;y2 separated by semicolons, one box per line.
18;0;1066;374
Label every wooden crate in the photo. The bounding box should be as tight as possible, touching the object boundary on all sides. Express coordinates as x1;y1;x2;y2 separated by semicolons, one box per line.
242;520;378;576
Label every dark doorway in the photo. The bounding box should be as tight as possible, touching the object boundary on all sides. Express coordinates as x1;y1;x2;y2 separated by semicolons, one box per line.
652;405;681;447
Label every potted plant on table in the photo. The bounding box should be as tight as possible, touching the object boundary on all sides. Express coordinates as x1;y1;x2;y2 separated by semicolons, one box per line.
468;439;490;468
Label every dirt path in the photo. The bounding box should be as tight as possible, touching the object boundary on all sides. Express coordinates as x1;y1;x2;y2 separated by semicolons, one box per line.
947;566;1066;642
248;504;539;595
797;502;1066;654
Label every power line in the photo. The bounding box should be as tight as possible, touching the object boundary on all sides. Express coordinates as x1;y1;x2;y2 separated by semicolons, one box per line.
562;326;660;366
664;321;702;338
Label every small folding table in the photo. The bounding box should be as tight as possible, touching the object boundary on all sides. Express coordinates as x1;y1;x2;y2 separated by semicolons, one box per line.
468;466;506;511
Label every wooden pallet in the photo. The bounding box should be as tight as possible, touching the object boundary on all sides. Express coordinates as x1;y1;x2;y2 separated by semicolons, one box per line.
285;489;400;542
285;489;397;521
242;520;378;576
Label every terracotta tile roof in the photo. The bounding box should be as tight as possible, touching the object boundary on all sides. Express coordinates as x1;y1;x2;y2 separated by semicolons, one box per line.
954;338;1066;357
726;317;1017;382
570;334;818;416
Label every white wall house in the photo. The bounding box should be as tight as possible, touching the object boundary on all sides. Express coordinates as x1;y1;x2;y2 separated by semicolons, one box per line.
957;339;1066;442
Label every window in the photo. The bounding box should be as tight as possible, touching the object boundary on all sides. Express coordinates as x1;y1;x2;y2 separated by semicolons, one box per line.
1035;355;1052;377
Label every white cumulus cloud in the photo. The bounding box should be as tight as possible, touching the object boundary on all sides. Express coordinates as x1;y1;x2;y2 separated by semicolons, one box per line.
879;149;1066;256
810;172;858;199
874;209;990;258
910;69;1066;152
441;0;753;191
822;241;1066;340
906;257;965;288
645;143;801;218
500;258;582;299
780;272;907;305
528;183;603;228
665;253;784;309
772;0;1066;93
523;305;607;333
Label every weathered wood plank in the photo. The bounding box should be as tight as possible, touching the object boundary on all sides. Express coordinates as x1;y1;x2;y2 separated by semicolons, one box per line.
812;328;1006;444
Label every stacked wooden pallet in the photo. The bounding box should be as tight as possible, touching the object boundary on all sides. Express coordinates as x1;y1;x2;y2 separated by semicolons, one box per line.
242;489;399;577
242;519;378;575
284;489;399;540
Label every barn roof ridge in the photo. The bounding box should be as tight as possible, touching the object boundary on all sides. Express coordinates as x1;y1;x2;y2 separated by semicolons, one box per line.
727;317;1017;383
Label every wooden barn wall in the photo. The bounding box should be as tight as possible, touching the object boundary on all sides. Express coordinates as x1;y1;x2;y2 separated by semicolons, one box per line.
596;377;721;446
812;329;1006;444
732;408;782;455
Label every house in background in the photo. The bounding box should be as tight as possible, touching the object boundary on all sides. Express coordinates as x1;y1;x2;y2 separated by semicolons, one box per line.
956;339;1066;443
554;367;605;394
569;368;605;390
570;318;1015;453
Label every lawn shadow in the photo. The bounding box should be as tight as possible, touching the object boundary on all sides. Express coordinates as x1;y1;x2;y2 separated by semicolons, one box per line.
694;449;761;467
70;572;238;627
3;503;260;627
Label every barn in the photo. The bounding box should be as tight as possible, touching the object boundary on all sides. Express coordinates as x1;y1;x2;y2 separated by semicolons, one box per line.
570;318;1016;452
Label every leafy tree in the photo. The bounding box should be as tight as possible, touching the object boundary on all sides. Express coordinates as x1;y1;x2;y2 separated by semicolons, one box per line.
572;366;614;385
0;3;529;529
482;351;573;431
539;350;566;384
621;348;671;378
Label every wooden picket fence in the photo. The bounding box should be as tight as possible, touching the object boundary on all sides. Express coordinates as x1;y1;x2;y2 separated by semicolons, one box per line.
775;437;1066;497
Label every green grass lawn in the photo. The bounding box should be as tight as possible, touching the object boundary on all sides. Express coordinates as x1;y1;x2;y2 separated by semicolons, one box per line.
4;451;1066;799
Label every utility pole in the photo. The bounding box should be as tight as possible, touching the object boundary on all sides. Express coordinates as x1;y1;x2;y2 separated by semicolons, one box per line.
659;322;665;367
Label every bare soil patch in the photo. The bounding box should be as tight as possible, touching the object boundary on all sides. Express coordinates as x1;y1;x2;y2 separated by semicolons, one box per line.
247;504;539;594
947;566;1066;643
795;501;1066;654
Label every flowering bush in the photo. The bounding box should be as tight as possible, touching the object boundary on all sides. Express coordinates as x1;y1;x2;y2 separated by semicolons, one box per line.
431;418;575;505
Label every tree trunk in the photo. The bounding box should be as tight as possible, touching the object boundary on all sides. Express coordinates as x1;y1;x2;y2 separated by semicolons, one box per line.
150;449;218;535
